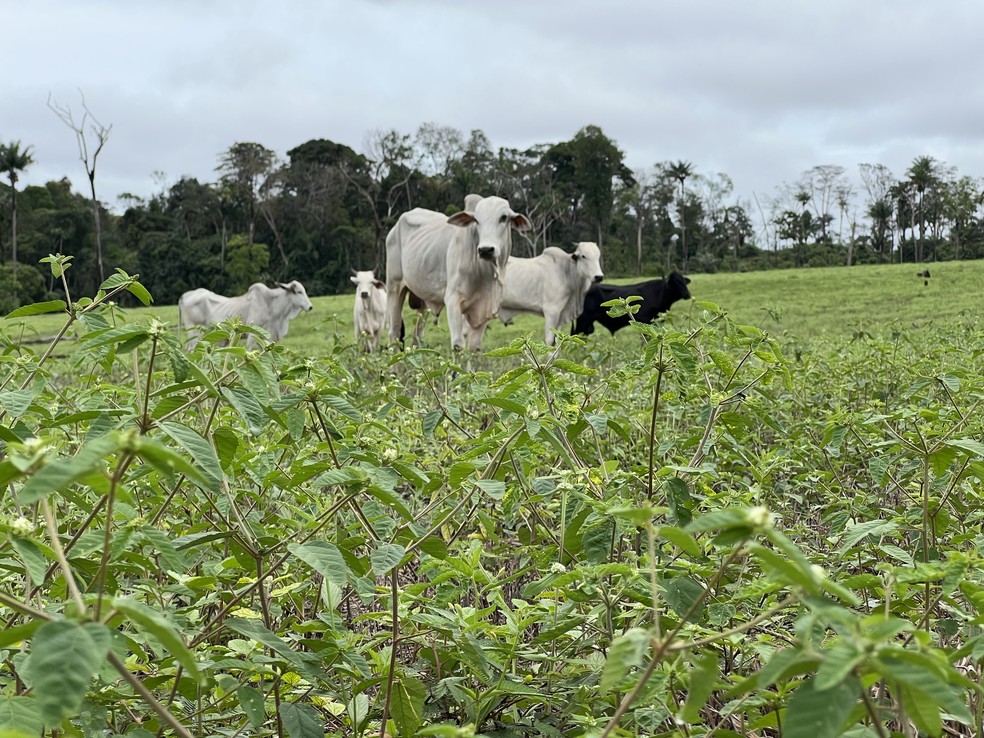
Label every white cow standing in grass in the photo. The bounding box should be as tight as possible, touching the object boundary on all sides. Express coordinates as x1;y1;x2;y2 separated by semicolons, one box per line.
351;270;387;352
497;241;604;346
385;194;531;352
178;281;313;348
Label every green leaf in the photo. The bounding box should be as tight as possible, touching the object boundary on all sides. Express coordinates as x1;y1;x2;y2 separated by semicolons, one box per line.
127;280;154;306
0;695;43;736
784;675;859;738
391;675;428;738
287;541;351;586
657;525;702;557
0;389;37;418
222;386;269;435
599;627;650;693
16;433;120;505
238;686;266;729
899;685;941;737
371;542;406;575
9;537;48;585
132;435;216;493
473;479;505;500
416;535;448;560
879;656;972;724
280;702;323;738
814;641;864;691
449;461;479;487
837;519;897;553
323;393;362;422
157;420;223;490
109;598;202;682
81;325;149;350
0;621;42;650
551;358;597;375
667;340;698;374
681;650;719;723
749;542;820;595
5;300;67;318
663;576;706;620
30;620;109;726
945;438;984;458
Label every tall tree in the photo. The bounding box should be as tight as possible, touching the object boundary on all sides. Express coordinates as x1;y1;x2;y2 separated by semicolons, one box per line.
48;91;112;283
799;165;847;243
0;140;35;289
544;125;634;245
668;161;694;271
794;190;811;266
216;142;277;246
627;166;674;274
906;155;939;263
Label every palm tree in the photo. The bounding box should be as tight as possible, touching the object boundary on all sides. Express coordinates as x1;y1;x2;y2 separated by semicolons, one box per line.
906;156;937;263
867;198;894;262
669;160;694;270
794;190;811;266
0;140;35;290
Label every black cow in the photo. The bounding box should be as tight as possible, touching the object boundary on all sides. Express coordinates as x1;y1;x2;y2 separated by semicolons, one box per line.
573;272;692;335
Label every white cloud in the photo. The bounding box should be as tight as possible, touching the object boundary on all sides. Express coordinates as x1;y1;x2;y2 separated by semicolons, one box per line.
6;0;984;214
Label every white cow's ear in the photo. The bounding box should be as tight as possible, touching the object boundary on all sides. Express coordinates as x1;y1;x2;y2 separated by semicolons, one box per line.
448;211;476;228
350;276;359;285
571;252;580;261
373;280;385;290
510;213;532;232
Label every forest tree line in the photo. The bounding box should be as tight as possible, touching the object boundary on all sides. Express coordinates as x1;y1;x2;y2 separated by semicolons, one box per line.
2;121;984;310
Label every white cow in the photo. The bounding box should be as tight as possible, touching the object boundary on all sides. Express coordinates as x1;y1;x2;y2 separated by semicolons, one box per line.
178;280;313;348
385;195;531;351
351;270;387;352
497;242;604;346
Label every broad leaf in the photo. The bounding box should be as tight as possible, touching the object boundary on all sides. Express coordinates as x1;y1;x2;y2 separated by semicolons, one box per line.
280;702;323;738
784;675;859;738
288;541;351;586
30;620;109;725
371;542;406;576
391;675;428;737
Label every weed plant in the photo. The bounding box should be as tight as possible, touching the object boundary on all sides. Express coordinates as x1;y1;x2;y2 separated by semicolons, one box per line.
0;256;983;737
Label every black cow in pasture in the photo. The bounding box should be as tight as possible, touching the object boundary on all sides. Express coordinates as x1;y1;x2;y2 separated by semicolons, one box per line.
573;272;692;336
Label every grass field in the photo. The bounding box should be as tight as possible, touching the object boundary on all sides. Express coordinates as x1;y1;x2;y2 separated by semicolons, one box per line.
2;260;974;353
3;258;984;735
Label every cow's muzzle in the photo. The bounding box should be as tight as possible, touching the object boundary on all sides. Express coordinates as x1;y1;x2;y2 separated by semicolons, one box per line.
478;246;495;261
593;275;604;283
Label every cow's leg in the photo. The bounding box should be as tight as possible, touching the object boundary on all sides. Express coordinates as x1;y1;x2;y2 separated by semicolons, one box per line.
386;282;407;344
543;310;562;346
445;297;466;351
371;328;381;352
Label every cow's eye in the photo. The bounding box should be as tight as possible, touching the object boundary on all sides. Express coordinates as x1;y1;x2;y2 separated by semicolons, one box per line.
499;214;508;223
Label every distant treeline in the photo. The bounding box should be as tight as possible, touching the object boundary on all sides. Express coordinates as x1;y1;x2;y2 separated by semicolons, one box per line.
2;123;982;309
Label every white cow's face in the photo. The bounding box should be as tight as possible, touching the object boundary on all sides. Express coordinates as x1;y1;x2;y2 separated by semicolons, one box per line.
573;242;604;284
448;196;531;263
277;280;314;311
351;271;383;302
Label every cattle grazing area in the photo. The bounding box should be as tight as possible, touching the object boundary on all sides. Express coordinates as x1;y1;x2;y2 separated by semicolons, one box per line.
3;260;984;736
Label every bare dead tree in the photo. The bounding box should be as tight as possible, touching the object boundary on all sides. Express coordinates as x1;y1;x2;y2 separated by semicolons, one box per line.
48;90;112;283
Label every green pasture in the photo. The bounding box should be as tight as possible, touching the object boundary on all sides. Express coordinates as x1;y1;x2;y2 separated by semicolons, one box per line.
3;259;984;735
2;260;974;353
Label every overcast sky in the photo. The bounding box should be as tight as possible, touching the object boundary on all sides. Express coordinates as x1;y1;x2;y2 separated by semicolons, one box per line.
7;0;983;218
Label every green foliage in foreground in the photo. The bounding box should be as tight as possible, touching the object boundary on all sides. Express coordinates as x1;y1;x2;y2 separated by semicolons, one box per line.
1;257;984;737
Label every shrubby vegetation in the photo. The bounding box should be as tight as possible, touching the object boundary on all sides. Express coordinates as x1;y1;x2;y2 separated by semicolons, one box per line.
2;125;984;310
1;260;983;737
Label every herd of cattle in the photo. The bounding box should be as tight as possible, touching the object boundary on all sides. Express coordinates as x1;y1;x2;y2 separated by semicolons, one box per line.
177;194;693;352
